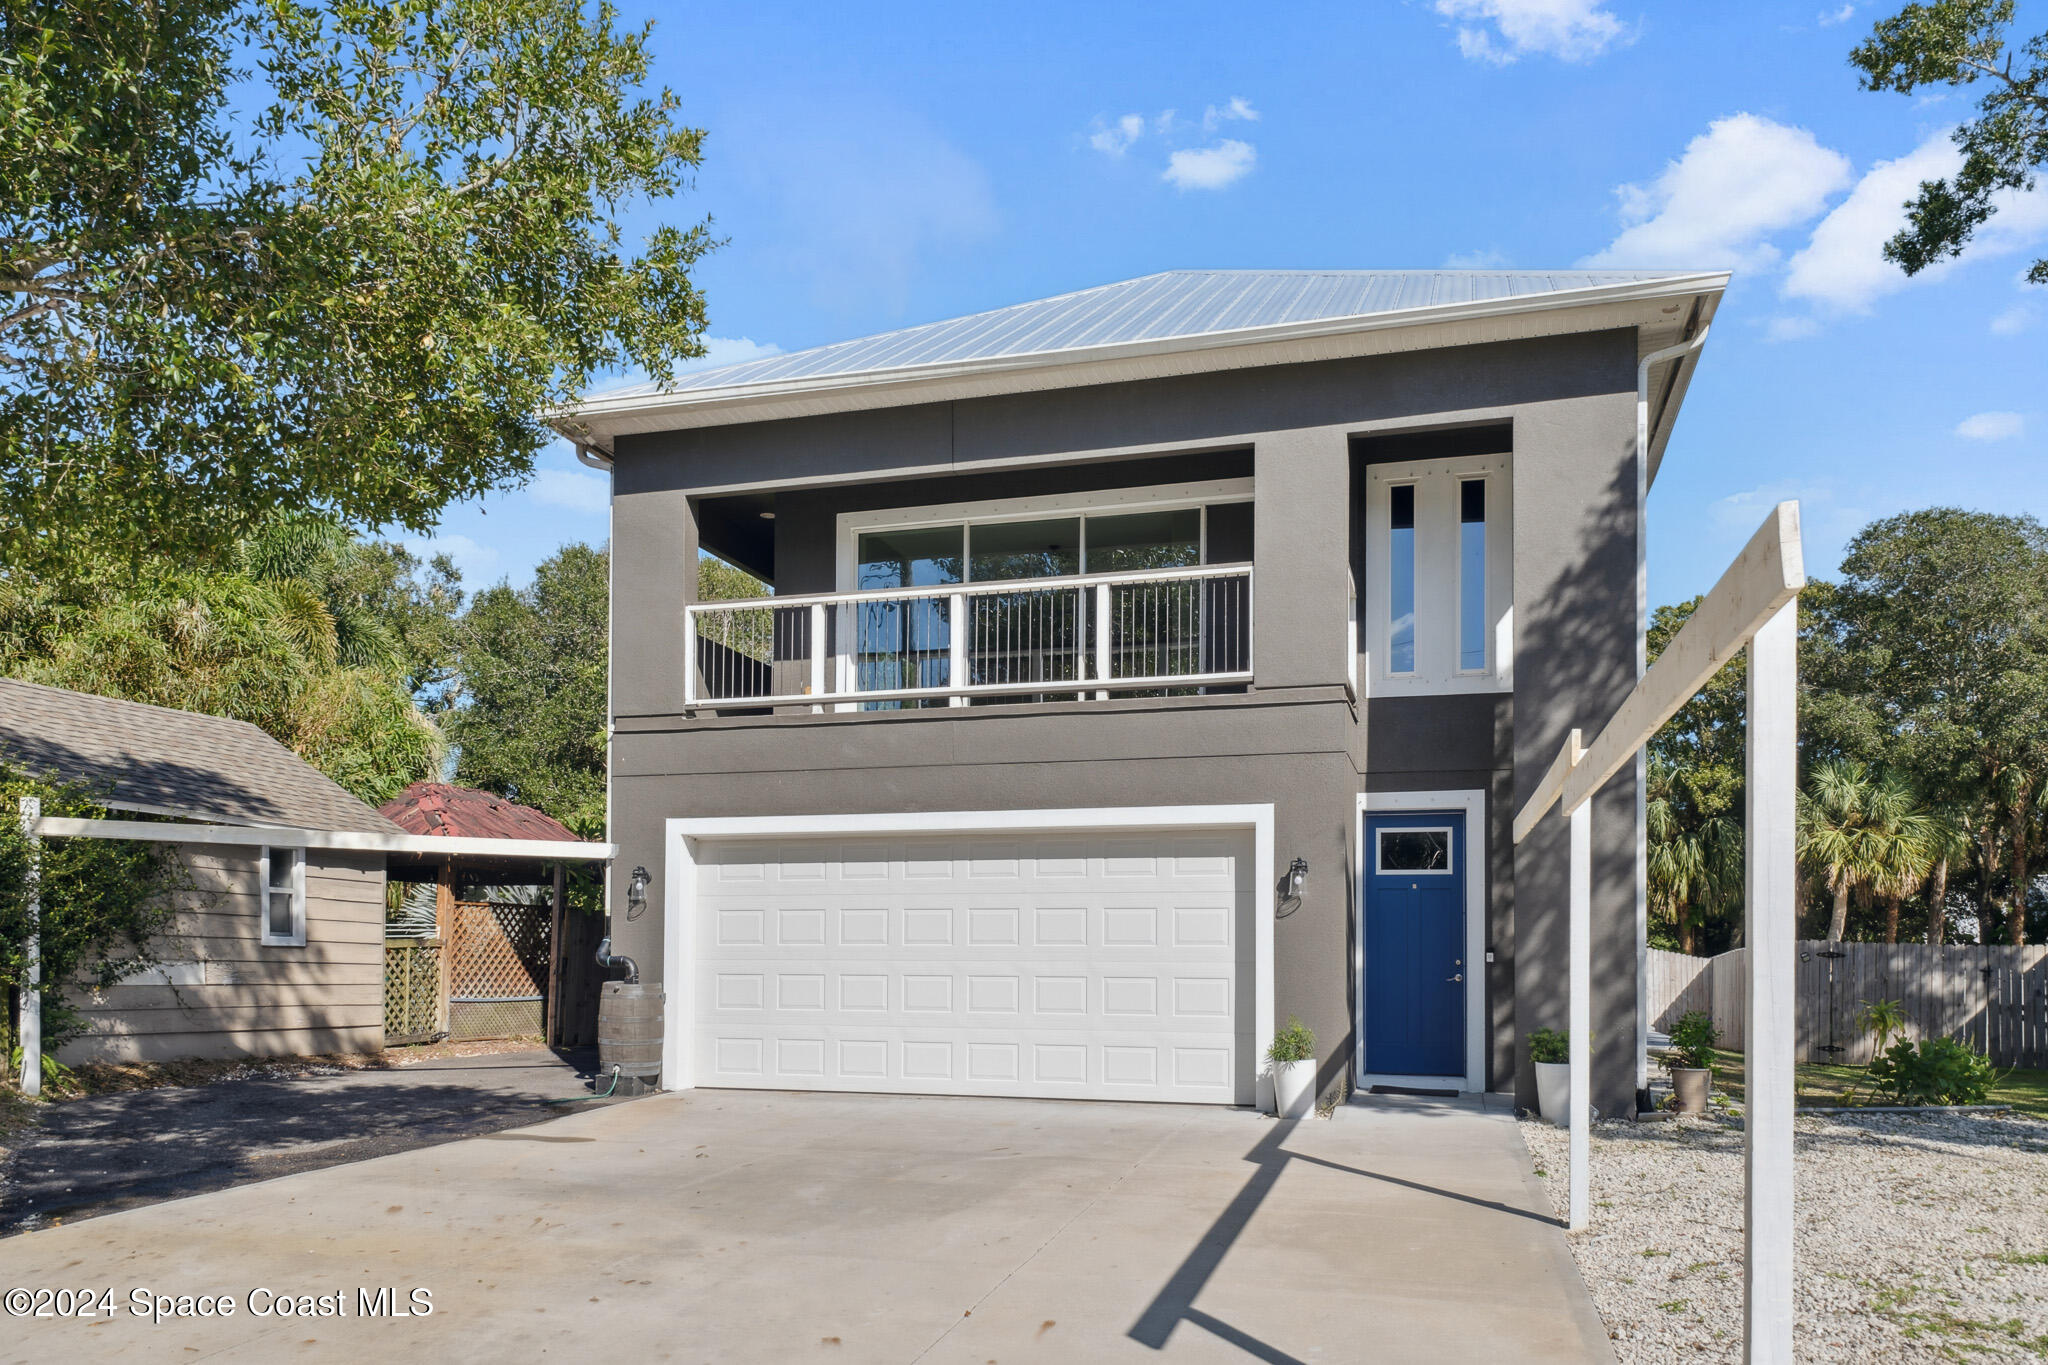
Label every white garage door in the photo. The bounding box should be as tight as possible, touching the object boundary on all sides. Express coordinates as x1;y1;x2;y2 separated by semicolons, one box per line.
691;831;1253;1104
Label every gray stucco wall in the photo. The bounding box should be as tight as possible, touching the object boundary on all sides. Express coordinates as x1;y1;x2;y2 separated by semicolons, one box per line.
606;329;1644;1111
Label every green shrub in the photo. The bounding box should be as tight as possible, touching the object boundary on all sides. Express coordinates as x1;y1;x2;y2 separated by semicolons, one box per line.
1527;1027;1568;1065
1265;1016;1316;1066
1867;1036;1994;1107
1667;1010;1720;1072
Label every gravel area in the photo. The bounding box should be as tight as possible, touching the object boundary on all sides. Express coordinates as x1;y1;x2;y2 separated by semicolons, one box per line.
1521;1112;2048;1362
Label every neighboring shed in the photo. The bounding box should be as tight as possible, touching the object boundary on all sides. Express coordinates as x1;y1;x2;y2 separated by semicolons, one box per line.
0;679;397;1063
378;783;609;1047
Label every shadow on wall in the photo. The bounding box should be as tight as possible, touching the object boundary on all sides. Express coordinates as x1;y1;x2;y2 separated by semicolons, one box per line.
1509;449;1641;1115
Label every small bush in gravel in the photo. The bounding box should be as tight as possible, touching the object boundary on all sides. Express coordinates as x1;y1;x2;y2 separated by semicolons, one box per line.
1867;1036;1994;1106
1667;1011;1720;1071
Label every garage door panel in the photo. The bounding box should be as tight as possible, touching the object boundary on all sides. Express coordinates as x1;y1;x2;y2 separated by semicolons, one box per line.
693;832;1249;1104
701;1025;1243;1100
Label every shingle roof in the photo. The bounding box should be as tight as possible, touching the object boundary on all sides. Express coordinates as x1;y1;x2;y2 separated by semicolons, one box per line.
0;678;400;834
586;268;1711;402
378;783;579;843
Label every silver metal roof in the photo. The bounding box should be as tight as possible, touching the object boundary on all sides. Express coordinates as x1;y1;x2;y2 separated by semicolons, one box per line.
588;269;1710;403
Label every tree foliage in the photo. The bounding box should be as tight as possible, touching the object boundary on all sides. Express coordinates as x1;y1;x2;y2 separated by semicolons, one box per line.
0;514;447;803
447;541;608;835
1;0;714;571
1852;0;2048;283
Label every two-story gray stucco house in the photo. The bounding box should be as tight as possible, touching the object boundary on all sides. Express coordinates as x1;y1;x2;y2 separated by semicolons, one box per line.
555;269;1726;1119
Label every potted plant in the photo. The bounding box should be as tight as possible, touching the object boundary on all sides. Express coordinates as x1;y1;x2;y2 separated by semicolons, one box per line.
1666;1010;1720;1114
1267;1016;1317;1118
1528;1027;1569;1125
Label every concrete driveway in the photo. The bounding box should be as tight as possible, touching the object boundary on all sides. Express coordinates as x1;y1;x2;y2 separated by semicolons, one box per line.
0;1048;609;1234
0;1090;1613;1364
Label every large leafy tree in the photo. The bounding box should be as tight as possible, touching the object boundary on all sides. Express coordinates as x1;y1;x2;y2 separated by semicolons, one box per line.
448;547;764;835
2;0;712;571
1852;0;2048;283
1827;509;2048;944
448;542;609;834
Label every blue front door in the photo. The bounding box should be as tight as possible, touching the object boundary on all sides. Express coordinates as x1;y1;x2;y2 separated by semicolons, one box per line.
1364;812;1466;1078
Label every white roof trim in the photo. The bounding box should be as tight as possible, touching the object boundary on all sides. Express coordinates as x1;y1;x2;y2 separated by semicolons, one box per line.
33;815;615;861
555;272;1729;447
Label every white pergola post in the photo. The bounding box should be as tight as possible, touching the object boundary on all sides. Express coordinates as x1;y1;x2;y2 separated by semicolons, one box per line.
1567;799;1592;1232
17;795;41;1098
1744;600;1798;1363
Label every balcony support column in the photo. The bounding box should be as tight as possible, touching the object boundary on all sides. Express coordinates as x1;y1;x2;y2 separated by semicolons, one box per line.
1252;429;1353;692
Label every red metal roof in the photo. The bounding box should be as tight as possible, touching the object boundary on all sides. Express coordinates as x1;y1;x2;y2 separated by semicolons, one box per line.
378;783;584;844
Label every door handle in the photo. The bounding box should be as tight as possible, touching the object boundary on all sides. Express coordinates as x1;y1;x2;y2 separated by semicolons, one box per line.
1448;973;1463;983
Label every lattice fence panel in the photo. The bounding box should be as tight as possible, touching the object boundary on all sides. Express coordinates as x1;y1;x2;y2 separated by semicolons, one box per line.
384;938;443;1045
448;900;550;1002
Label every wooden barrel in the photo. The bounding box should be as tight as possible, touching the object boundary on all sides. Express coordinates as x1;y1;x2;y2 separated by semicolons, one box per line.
598;982;664;1095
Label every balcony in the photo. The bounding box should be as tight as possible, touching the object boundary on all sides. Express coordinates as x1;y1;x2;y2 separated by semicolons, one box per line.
686;564;1253;711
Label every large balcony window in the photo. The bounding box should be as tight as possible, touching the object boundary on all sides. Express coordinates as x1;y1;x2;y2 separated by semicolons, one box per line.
688;481;1252;711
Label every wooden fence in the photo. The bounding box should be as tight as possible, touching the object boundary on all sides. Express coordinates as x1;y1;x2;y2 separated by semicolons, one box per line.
1647;942;2048;1067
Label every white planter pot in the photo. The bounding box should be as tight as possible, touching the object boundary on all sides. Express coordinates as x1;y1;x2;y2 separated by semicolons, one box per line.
1273;1059;1316;1119
1535;1060;1570;1126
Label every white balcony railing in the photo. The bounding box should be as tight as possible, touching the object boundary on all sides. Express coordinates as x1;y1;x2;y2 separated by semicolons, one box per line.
685;563;1253;710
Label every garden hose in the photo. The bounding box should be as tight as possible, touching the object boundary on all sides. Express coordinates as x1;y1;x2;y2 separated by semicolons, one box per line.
546;1064;621;1104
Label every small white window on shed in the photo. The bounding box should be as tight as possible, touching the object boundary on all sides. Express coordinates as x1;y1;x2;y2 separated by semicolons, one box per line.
1364;454;1513;696
260;846;306;947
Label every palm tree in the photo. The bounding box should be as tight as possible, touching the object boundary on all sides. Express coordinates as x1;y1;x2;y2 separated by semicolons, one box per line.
1648;757;1742;954
1861;771;1948;944
1799;760;1893;943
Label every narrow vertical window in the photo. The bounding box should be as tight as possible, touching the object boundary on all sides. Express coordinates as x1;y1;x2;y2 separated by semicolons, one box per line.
1389;484;1416;674
1459;479;1487;671
262;847;305;946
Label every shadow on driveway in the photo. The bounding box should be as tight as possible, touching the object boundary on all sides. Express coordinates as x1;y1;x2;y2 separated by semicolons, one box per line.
0;1047;620;1234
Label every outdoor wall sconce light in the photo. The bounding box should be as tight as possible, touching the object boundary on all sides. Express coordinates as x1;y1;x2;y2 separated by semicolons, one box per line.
626;865;650;920
1288;857;1309;895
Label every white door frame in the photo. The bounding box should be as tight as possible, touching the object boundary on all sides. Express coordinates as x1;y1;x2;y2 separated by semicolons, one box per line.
1355;789;1488;1093
664;804;1278;1109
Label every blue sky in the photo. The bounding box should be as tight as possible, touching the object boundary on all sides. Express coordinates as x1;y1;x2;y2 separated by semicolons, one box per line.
406;0;2047;610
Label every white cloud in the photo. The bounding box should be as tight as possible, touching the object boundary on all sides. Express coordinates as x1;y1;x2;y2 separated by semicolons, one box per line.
1089;113;1146;156
1780;132;1956;312
1817;3;1855;26
1955;411;2026;441
1433;0;1631;64
1581;113;1852;270
403;533;500;584
1780;131;2048;314
1991;299;2038;335
529;468;610;516
1162;140;1257;191
1203;97;1259;130
1444;248;1511;269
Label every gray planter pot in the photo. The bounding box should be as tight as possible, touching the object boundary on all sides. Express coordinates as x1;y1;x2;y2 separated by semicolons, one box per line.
1671;1066;1711;1115
1535;1060;1570;1126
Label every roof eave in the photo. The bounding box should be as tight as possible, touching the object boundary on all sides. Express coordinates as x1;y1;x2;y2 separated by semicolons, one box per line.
553;272;1730;449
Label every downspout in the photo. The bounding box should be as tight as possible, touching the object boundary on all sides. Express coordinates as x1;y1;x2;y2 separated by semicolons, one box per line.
1634;323;1710;1103
575;438;623;984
